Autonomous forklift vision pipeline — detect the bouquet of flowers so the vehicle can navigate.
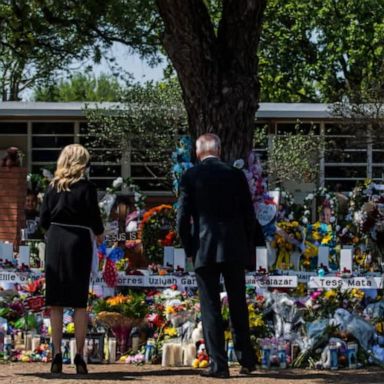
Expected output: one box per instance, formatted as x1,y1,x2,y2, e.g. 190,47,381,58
352,181,384,268
140,205,177,264
272,221,304,270
93,292,148,354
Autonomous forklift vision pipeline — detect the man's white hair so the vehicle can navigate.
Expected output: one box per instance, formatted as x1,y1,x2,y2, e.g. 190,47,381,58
196,133,221,155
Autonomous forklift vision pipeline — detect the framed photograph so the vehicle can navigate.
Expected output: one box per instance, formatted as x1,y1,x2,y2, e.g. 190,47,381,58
85,333,105,363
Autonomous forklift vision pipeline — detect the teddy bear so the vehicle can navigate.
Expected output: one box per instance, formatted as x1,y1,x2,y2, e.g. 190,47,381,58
1,147,20,168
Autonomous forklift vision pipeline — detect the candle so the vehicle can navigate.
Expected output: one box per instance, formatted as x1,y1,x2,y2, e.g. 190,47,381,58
108,338,117,363
162,343,172,367
183,343,196,366
70,339,77,365
24,333,32,351
31,336,40,352
173,344,183,367
131,335,140,353
38,242,46,269
15,331,23,347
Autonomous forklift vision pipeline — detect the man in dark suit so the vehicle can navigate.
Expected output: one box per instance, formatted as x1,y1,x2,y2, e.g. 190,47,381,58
177,133,264,378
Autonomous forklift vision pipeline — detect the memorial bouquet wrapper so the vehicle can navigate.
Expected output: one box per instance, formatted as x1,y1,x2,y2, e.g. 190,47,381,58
93,292,148,353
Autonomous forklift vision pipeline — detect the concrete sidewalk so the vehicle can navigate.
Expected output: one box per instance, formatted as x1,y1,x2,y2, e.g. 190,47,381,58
0,363,382,384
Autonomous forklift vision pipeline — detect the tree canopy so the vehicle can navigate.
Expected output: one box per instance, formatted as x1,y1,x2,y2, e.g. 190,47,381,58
259,0,384,102
33,73,125,102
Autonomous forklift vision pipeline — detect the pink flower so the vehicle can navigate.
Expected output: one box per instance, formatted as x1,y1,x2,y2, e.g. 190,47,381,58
310,290,322,301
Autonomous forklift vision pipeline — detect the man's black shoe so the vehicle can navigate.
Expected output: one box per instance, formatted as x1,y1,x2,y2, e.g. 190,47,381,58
239,366,256,375
200,369,230,379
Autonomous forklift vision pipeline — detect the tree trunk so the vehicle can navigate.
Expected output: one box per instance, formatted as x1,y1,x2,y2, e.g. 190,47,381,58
156,0,267,162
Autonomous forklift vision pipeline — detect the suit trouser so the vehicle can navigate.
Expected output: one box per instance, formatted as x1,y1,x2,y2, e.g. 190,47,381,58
195,263,256,372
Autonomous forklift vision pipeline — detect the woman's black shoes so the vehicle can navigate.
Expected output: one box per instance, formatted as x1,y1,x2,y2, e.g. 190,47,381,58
74,353,88,375
50,353,63,374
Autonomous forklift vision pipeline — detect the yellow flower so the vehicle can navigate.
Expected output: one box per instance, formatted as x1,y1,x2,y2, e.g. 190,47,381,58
224,330,232,341
303,243,318,258
165,306,176,315
106,294,130,306
249,313,264,328
350,288,364,301
164,327,178,337
313,222,321,229
312,232,322,241
321,233,333,245
324,290,337,300
66,322,75,334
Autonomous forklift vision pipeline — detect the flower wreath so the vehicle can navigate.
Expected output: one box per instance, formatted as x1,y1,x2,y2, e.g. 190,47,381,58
302,187,339,225
139,205,177,264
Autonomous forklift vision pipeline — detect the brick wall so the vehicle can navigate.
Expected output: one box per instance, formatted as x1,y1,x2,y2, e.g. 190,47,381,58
0,167,27,247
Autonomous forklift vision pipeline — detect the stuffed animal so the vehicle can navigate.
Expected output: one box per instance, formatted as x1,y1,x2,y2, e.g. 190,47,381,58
1,147,20,168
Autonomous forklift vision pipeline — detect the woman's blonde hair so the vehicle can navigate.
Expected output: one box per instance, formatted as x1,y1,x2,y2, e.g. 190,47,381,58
51,144,90,192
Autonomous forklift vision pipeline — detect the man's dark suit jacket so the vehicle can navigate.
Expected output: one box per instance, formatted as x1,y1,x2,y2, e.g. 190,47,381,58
176,157,264,270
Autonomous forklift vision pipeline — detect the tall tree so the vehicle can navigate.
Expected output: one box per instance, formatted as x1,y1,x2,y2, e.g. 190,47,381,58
156,0,267,161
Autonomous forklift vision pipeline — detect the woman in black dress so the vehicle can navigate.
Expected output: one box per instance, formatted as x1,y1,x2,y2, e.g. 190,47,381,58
40,144,104,374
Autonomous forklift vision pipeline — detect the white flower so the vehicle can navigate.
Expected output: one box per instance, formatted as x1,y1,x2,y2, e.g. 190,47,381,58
27,174,31,182
112,177,123,189
42,169,53,180
126,221,137,233
161,289,181,299
288,213,294,220
354,212,363,223
307,193,314,200
233,159,244,169
304,210,310,216
329,216,336,223
134,192,141,202
302,217,308,224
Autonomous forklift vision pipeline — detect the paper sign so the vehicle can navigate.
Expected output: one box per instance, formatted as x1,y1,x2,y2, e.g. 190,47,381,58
173,248,186,272
163,246,174,267
318,246,329,268
340,248,353,274
256,247,268,273
256,203,277,226
309,276,383,290
245,275,298,288
18,246,30,266
269,190,280,206
0,242,13,261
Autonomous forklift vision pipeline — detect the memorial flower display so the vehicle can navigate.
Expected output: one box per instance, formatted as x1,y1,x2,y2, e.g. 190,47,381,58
3,169,384,369
140,205,177,264
272,221,304,270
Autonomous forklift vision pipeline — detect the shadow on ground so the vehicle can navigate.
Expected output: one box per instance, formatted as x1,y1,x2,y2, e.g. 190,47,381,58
18,367,384,383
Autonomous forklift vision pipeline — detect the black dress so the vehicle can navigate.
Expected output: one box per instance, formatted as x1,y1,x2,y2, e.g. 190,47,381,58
40,180,104,308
